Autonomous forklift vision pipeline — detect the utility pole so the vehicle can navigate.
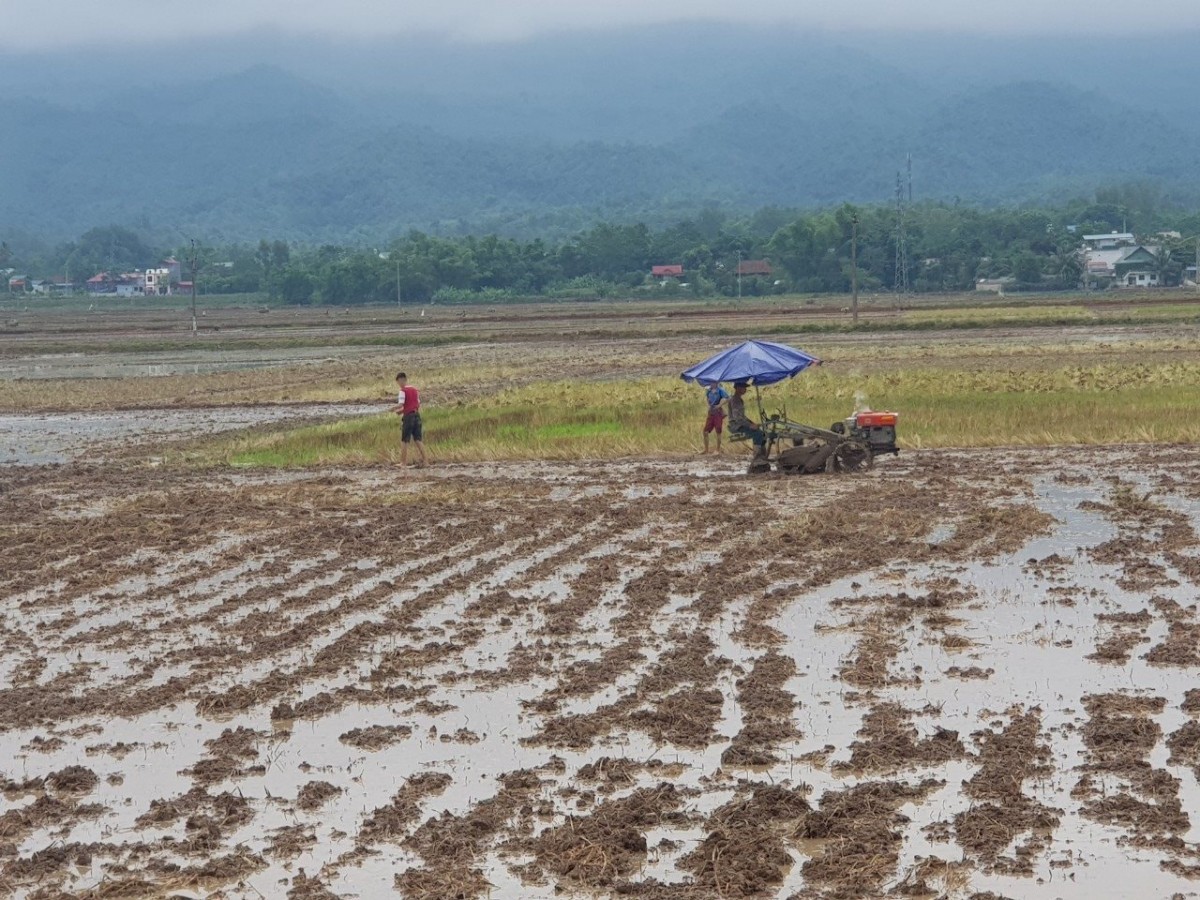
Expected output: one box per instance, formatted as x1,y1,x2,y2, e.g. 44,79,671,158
907,153,913,204
736,250,742,300
396,259,402,306
188,239,199,335
893,172,908,310
851,213,859,325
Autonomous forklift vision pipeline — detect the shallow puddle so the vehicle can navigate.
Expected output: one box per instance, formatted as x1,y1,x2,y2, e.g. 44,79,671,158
0,404,375,465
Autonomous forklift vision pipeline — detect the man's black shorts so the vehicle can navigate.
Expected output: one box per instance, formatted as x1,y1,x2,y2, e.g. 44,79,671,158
401,412,423,443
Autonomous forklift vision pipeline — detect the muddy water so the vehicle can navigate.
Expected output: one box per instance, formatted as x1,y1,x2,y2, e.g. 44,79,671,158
0,404,377,465
6,449,1200,898
863,478,1199,899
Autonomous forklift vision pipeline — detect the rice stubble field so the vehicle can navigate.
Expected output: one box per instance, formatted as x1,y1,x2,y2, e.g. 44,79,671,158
4,299,1200,899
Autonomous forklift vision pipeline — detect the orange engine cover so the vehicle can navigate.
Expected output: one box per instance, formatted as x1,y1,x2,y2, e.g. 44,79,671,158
855,411,898,428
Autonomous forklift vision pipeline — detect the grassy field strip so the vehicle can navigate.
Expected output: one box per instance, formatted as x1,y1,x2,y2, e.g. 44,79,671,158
195,363,1200,466
901,301,1200,326
4,298,1200,356
5,334,1200,414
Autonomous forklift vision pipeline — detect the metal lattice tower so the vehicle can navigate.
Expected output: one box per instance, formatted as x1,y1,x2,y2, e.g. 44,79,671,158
893,171,909,305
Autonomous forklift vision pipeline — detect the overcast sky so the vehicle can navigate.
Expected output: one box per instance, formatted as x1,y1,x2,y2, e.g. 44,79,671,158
4,0,1200,48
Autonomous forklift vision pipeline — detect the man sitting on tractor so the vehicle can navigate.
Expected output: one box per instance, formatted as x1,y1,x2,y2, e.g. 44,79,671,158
728,382,768,459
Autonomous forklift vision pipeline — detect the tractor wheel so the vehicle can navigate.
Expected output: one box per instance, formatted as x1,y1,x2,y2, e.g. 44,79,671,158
826,440,872,474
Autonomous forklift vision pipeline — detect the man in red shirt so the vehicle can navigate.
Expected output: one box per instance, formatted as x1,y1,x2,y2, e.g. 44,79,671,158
393,372,428,469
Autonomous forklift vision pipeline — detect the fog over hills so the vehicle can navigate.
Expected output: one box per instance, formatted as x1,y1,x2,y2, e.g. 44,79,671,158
2,23,1198,243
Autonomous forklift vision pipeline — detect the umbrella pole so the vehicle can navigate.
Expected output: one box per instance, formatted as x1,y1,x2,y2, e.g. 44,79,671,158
754,383,774,458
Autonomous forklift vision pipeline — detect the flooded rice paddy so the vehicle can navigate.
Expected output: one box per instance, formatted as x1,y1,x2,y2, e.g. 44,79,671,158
4,445,1200,898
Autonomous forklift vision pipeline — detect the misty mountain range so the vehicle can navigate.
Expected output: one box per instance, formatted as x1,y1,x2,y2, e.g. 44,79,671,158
2,24,1199,243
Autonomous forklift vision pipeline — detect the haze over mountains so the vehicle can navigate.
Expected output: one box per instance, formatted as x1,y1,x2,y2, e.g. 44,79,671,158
2,24,1198,244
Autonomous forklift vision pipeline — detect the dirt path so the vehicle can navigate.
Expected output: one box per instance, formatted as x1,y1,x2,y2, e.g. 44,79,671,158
3,448,1200,898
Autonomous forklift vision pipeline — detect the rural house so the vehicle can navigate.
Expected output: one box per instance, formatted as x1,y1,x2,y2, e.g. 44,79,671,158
651,264,684,281
1112,245,1161,287
736,259,773,277
87,273,117,294
1081,232,1135,251
975,276,1015,293
87,272,148,296
115,274,143,297
144,267,173,296
1083,243,1163,287
31,276,75,295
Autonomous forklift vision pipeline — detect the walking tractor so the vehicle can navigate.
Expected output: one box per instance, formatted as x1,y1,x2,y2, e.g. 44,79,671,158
756,406,900,475
681,338,900,476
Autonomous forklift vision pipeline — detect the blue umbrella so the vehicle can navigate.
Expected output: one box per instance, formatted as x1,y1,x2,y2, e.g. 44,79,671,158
680,339,820,386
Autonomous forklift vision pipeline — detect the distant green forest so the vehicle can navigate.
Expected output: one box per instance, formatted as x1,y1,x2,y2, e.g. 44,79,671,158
7,190,1199,303
3,26,1200,245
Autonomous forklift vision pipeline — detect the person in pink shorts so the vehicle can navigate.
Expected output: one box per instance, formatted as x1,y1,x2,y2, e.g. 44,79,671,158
702,381,728,454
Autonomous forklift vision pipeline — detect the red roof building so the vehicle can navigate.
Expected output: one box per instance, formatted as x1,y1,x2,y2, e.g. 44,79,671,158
651,264,685,279
87,273,116,293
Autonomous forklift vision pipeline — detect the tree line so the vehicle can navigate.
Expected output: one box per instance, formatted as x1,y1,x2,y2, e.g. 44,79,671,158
7,191,1200,303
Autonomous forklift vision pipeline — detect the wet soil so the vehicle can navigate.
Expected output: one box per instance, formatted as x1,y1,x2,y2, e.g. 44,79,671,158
5,445,1200,897
0,404,374,465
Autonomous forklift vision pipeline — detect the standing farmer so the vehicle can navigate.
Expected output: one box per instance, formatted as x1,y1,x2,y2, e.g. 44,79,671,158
394,372,428,468
702,381,728,454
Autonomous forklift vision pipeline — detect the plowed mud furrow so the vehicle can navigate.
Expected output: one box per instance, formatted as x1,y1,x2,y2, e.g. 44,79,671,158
5,448,1200,899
